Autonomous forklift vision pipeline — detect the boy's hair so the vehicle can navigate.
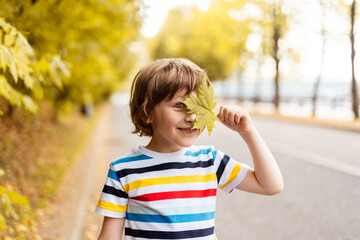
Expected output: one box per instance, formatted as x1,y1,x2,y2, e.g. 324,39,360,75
129,58,209,137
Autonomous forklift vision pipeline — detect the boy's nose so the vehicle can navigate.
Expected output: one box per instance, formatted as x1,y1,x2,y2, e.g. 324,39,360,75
185,113,196,123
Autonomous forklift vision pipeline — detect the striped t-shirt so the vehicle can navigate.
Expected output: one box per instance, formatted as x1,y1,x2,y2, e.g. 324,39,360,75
95,145,249,240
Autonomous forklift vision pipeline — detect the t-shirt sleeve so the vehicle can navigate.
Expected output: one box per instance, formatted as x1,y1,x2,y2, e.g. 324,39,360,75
212,147,250,194
95,163,128,218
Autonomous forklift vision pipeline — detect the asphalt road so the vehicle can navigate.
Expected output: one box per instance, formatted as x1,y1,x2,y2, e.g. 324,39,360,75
86,102,360,240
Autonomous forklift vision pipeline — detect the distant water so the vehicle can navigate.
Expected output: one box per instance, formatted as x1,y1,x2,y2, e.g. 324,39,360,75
213,81,358,121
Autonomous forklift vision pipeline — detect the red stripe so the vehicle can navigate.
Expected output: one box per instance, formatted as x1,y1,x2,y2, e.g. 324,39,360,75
133,188,217,202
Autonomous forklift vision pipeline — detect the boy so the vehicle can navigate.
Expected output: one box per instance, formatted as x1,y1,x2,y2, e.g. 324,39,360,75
96,58,283,240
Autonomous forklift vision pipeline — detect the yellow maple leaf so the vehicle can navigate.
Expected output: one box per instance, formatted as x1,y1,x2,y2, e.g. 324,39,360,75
182,80,219,135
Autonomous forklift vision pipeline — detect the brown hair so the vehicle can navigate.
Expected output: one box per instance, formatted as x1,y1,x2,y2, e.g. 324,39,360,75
129,58,209,137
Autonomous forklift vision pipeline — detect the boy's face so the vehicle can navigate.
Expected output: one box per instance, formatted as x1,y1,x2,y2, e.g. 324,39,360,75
147,89,201,153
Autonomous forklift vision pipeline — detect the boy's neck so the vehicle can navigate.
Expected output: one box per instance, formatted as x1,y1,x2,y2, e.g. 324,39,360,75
145,140,184,153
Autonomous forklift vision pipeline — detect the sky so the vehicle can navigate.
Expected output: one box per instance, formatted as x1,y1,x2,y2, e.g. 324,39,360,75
141,0,212,38
140,0,359,83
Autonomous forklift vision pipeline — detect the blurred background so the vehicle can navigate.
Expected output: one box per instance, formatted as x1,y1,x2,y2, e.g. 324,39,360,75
0,0,360,239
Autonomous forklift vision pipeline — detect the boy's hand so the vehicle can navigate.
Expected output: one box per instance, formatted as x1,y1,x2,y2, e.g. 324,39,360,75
217,105,254,135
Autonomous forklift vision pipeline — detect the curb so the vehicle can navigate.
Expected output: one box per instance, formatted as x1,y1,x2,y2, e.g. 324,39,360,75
251,111,360,133
70,104,110,240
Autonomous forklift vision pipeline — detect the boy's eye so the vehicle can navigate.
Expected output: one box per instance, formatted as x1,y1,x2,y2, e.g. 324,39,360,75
174,103,186,109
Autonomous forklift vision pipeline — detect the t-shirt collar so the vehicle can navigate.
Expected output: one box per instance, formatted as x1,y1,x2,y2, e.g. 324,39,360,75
137,146,188,159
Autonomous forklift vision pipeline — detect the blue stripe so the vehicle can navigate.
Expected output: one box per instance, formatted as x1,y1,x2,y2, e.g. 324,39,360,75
185,148,212,157
112,154,153,165
212,150,218,163
108,169,119,181
126,212,215,223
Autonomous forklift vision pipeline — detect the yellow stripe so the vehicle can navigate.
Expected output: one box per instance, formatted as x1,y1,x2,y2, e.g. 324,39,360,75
124,174,217,192
220,163,241,190
97,200,127,213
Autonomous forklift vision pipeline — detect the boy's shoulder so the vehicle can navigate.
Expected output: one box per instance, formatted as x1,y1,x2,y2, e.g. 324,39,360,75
110,147,148,167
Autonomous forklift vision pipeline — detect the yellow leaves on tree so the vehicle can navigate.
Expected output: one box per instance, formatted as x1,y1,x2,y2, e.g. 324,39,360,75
0,18,70,115
182,80,219,135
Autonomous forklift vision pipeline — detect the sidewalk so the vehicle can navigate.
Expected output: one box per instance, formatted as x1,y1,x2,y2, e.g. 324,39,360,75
37,104,110,240
221,99,360,133
252,111,360,133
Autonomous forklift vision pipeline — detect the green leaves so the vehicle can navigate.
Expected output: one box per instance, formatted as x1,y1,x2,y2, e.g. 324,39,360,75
182,80,219,135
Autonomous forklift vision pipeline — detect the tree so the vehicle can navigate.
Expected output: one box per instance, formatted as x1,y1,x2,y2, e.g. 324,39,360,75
312,0,330,117
349,0,359,119
225,0,293,108
0,18,69,116
334,0,359,120
0,0,142,117
259,0,291,110
148,0,251,81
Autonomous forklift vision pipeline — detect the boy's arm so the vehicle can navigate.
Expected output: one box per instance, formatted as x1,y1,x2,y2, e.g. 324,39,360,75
217,105,284,195
98,216,125,240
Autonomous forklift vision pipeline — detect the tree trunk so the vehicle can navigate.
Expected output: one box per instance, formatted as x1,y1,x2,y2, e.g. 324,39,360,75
273,24,280,111
312,0,327,117
350,0,359,120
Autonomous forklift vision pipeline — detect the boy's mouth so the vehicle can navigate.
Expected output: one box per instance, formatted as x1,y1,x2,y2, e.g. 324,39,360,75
177,127,197,133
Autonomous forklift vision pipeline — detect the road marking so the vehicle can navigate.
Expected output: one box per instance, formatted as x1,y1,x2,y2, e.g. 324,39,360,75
268,140,360,178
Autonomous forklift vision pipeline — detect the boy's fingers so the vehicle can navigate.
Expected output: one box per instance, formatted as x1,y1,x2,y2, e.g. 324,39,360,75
218,106,224,118
218,105,252,130
217,107,223,121
221,105,231,118
228,111,236,126
234,112,242,125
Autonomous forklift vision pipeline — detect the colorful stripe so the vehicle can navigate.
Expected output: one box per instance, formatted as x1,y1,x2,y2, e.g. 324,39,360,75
126,211,215,223
96,200,126,213
220,163,241,190
212,150,218,163
125,226,214,239
102,185,128,199
108,169,119,181
117,159,213,178
112,154,153,165
124,174,217,192
185,148,212,157
133,189,217,202
216,154,230,182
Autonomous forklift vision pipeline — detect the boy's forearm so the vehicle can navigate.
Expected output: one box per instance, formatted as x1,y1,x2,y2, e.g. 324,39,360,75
240,128,284,194
98,217,124,240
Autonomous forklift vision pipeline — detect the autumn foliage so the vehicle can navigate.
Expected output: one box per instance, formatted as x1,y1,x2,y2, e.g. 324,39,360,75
0,0,143,238
0,0,142,117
